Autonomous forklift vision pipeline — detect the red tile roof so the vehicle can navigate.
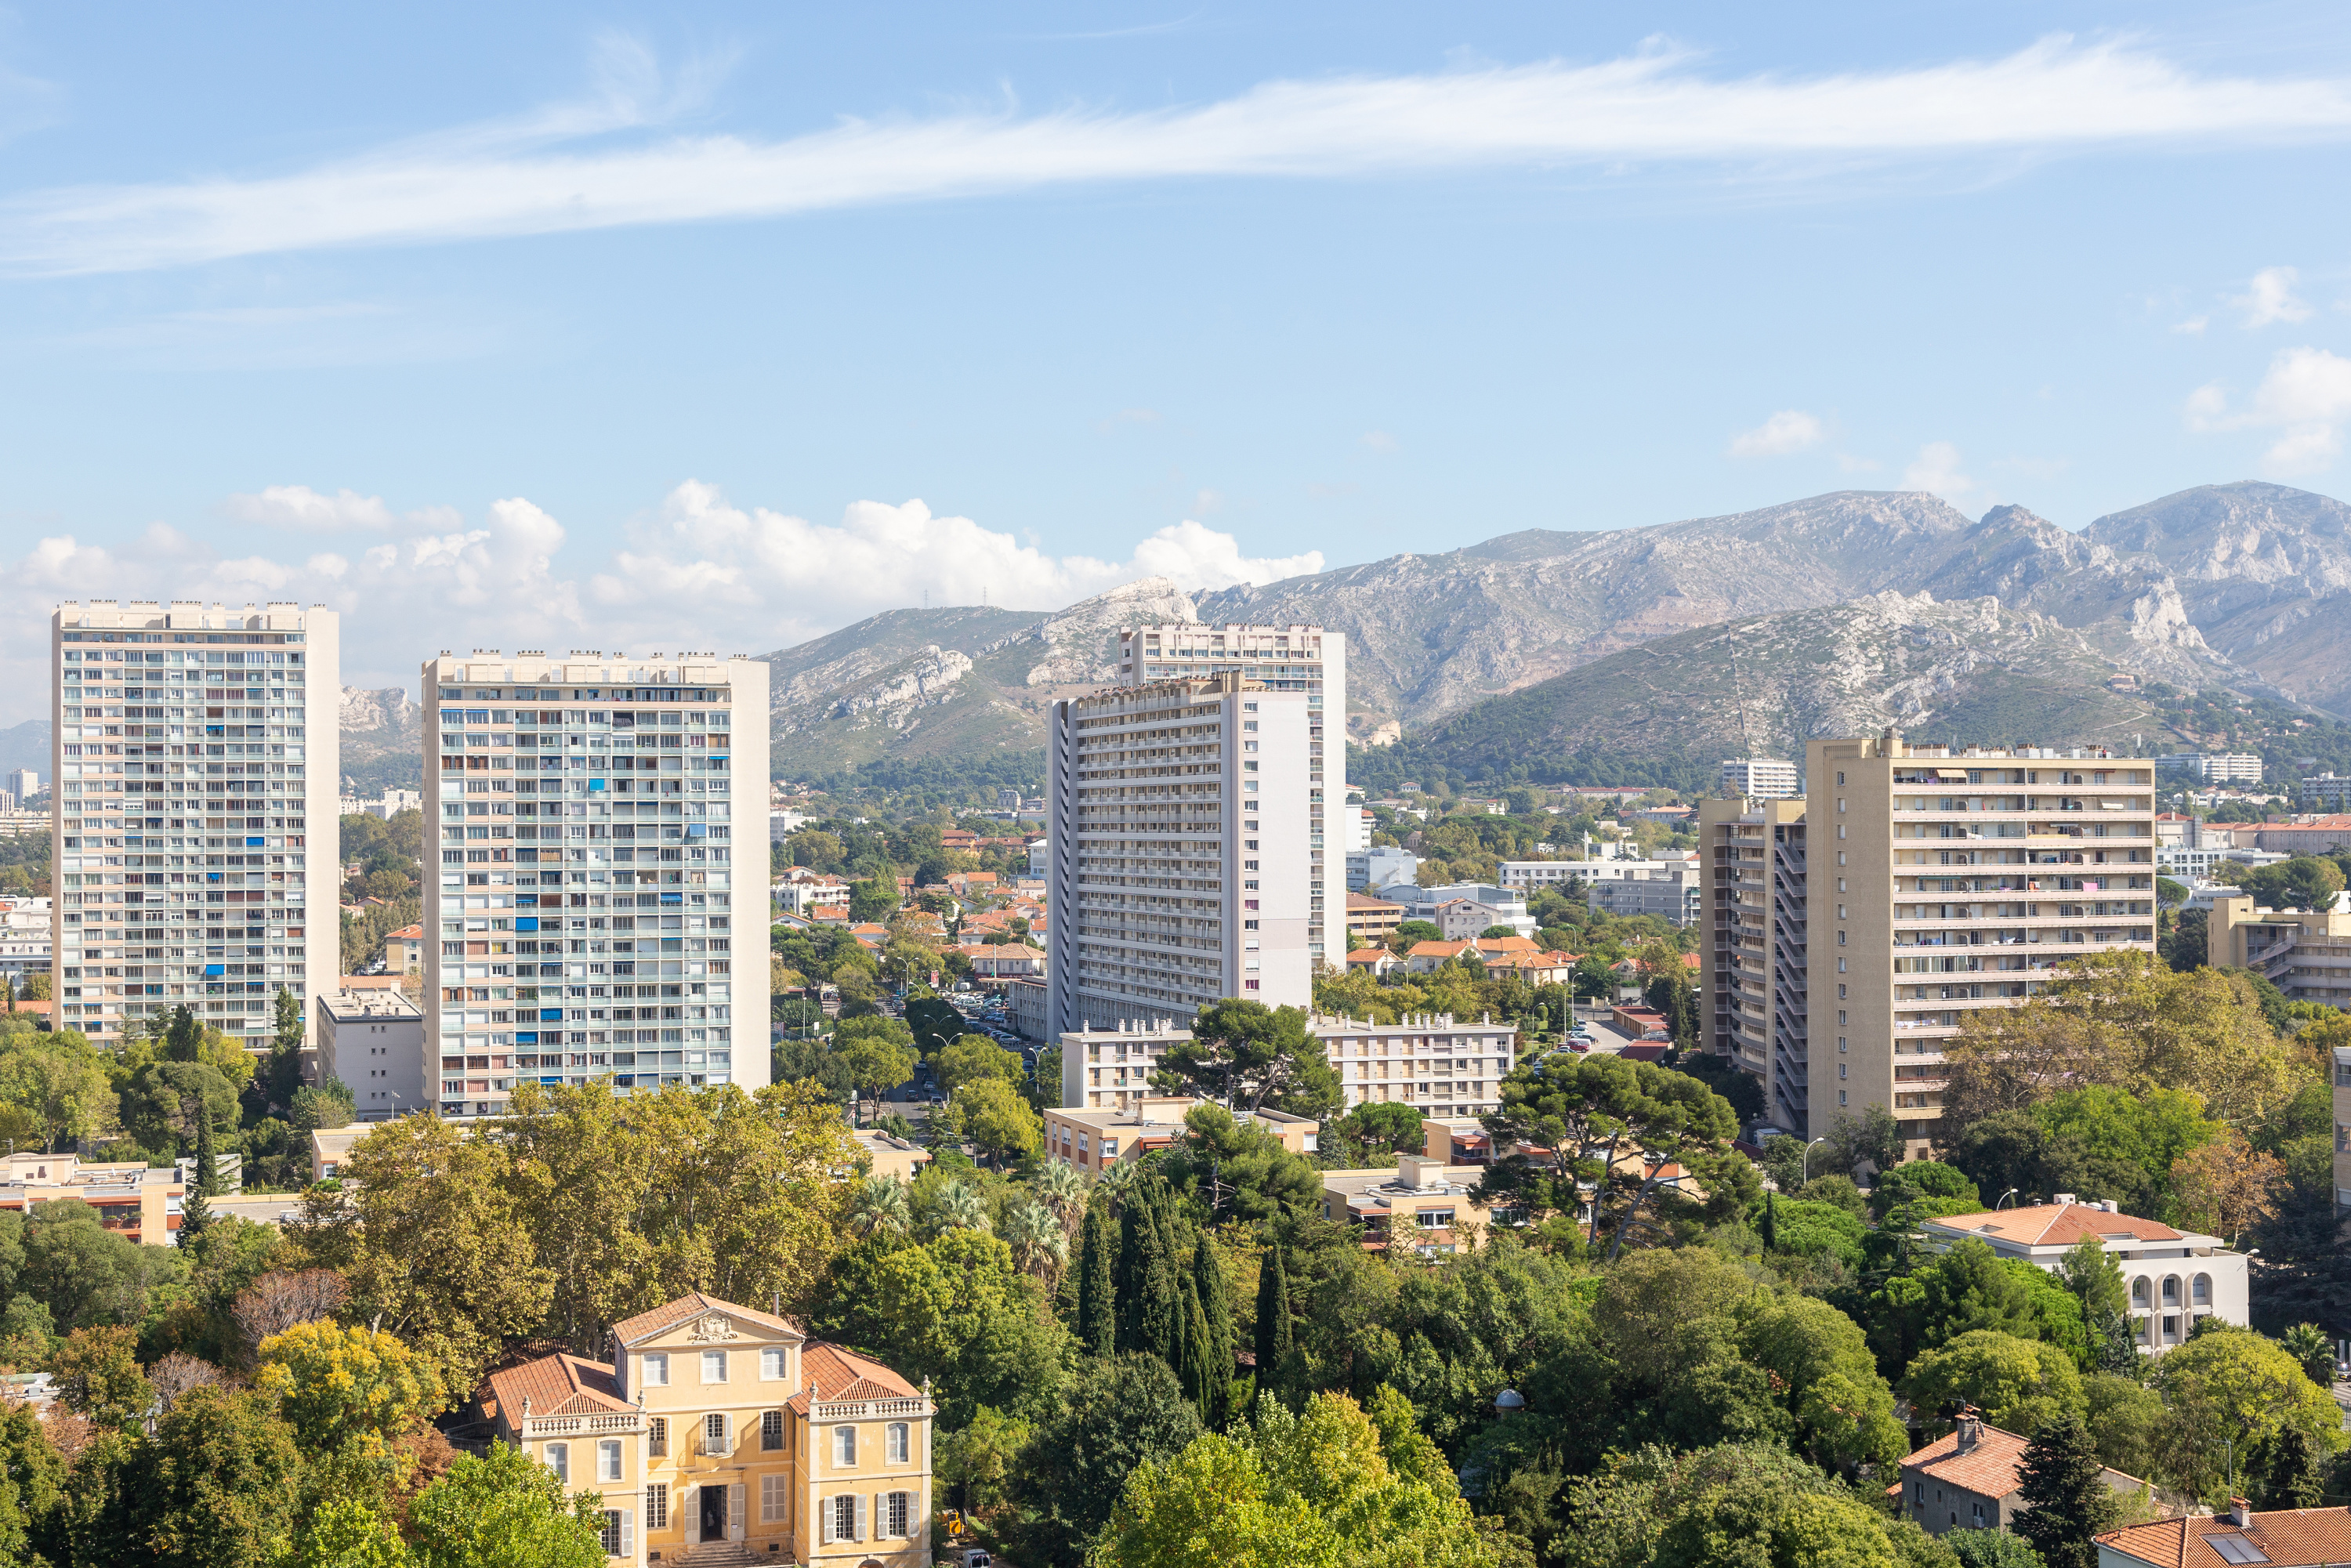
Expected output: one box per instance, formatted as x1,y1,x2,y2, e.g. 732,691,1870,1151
792,1342,922,1408
609,1291,803,1346
2100,1508,2351,1567
483,1353,631,1425
1900,1423,2033,1498
1925,1200,2183,1247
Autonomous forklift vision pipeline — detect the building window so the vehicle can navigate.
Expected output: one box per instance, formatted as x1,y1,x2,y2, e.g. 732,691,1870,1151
545,1443,568,1483
701,1349,727,1382
886,1490,911,1537
763,1409,784,1451
641,1352,668,1385
648,1417,667,1458
600,1512,622,1555
831,1495,857,1541
835,1425,857,1467
761,1346,787,1381
887,1421,910,1464
598,1439,622,1482
703,1412,730,1454
645,1484,668,1531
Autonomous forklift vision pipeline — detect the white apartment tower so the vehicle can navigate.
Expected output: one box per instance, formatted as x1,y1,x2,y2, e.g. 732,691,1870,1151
422,651,769,1118
1118,623,1344,968
1701,732,2157,1159
50,601,339,1050
1046,672,1316,1050
1721,758,1801,799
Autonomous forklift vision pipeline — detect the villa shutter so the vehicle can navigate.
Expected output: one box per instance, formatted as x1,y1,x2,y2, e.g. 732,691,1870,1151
729,1483,744,1540
818,1496,832,1544
621,1510,634,1559
855,1492,868,1541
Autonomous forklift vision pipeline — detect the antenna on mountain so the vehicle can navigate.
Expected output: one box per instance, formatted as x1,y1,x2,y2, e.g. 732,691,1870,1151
1728,621,1755,769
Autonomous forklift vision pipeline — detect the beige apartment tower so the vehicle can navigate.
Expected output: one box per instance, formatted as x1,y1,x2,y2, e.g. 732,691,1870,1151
1704,732,2157,1159
50,601,339,1051
422,652,768,1118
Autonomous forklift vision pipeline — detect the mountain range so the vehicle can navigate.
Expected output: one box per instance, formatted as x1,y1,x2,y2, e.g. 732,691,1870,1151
758,480,2351,786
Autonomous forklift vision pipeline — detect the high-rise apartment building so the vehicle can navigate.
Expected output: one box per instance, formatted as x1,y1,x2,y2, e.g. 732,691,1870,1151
1703,732,2158,1158
1046,672,1315,1049
1720,758,1800,799
50,601,339,1049
422,651,768,1118
1118,624,1343,969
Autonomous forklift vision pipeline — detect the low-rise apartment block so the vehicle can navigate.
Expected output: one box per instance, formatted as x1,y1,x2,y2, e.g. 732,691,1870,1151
2157,751,2263,784
1042,1094,1316,1174
1344,891,1404,944
0,1153,190,1245
315,987,426,1123
1584,859,1701,925
1058,1011,1512,1120
0,896,50,987
1319,1153,1494,1256
484,1291,933,1566
1704,735,2157,1155
1721,758,1800,798
1383,882,1535,939
2210,895,2351,1007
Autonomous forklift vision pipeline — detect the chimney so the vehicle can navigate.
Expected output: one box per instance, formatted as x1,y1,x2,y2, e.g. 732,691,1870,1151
2229,1498,2252,1528
2053,1193,2076,1207
1956,1407,1981,1452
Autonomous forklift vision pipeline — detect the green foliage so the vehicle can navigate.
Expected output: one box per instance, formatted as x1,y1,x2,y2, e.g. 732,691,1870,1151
938,1077,1041,1167
1163,1104,1325,1224
813,1227,1068,1426
1164,1001,1343,1120
1549,1440,1934,1568
1665,1052,1762,1125
407,1441,609,1568
53,1324,154,1429
288,1080,357,1133
1320,1102,1427,1168
136,1386,306,1568
1748,1197,1863,1269
2015,1414,2122,1568
255,1320,444,1453
22,1200,185,1331
2237,855,2346,912
1904,1331,2085,1436
1946,1530,2046,1568
1005,1353,1204,1568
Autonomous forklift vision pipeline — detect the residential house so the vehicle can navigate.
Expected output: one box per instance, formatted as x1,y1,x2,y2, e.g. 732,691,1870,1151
483,1291,934,1566
1383,882,1537,938
382,923,426,973
311,1127,365,1182
2208,894,2351,1009
962,945,1044,983
1346,947,1398,976
2098,1502,2351,1568
853,1129,932,1183
773,875,854,918
1319,1154,1494,1256
1402,939,1479,973
1896,1410,2144,1536
1042,1095,1317,1174
1480,950,1579,985
0,1153,187,1245
1919,1199,2247,1353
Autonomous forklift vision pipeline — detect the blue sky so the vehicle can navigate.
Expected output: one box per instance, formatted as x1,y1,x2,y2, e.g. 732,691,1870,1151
5,2,2351,705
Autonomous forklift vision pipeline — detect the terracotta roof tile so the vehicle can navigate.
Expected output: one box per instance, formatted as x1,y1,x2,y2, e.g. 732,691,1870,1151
2100,1508,2351,1567
608,1291,804,1346
800,1342,921,1403
483,1353,630,1426
1900,1423,2034,1497
1925,1200,2183,1247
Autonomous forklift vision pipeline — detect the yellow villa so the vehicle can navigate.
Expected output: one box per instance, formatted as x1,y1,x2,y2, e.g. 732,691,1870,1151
483,1291,933,1566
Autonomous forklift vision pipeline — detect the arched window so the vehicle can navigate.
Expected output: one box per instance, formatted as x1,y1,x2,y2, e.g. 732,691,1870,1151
2131,1277,2150,1307
2191,1273,2212,1305
2160,1276,2179,1305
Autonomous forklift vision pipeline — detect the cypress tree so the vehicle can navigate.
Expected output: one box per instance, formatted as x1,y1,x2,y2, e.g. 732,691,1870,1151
1760,1190,1779,1253
1176,1273,1215,1413
2263,1423,2327,1510
1138,1184,1179,1365
180,1092,216,1244
1192,1237,1233,1425
1077,1205,1116,1358
1252,1243,1291,1407
2015,1414,2121,1568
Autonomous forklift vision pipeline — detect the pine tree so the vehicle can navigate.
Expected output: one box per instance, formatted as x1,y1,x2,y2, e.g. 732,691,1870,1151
1192,1237,1233,1425
2015,1414,2121,1568
1077,1205,1116,1358
1761,1190,1779,1252
1252,1243,1291,1410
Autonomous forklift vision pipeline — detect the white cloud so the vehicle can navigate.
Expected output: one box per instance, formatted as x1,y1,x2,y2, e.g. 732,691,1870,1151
1903,441,1976,501
1727,409,1824,457
2172,315,2208,335
2182,346,2351,473
2233,265,2313,328
0,481,1318,717
1835,453,1882,473
11,38,2351,273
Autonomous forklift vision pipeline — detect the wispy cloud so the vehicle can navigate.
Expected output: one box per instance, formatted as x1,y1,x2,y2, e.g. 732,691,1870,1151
2186,346,2351,473
9,37,2351,274
2232,264,2313,328
1904,441,1977,502
1727,409,1824,457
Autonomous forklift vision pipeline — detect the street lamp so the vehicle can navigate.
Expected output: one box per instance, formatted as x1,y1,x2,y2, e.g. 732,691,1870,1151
1997,1187,2019,1210
1800,1136,1827,1182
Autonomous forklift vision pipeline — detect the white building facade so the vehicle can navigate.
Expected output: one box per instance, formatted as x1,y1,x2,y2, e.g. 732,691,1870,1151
1046,673,1316,1036
1922,1200,2248,1353
51,601,338,1049
1117,624,1344,970
1721,758,1801,798
422,652,769,1118
1059,1011,1512,1119
315,987,426,1122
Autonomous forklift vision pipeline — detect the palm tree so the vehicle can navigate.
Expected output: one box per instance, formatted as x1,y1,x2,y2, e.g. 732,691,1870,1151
2280,1321,2337,1388
846,1175,911,1240
1004,1199,1069,1281
1031,1158,1089,1236
936,1179,994,1236
1096,1158,1140,1204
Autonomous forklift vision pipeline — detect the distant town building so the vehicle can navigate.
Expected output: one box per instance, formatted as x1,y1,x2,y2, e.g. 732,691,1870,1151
1043,1092,1317,1173
1584,860,1701,925
1721,758,1801,798
1382,882,1535,939
2208,894,2351,1008
315,987,426,1122
1057,1012,1511,1119
1346,845,1418,893
4,770,36,802
1319,1154,1495,1257
2156,751,2263,784
1343,891,1404,944
1497,860,1587,893
1921,1197,2247,1352
0,897,51,987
